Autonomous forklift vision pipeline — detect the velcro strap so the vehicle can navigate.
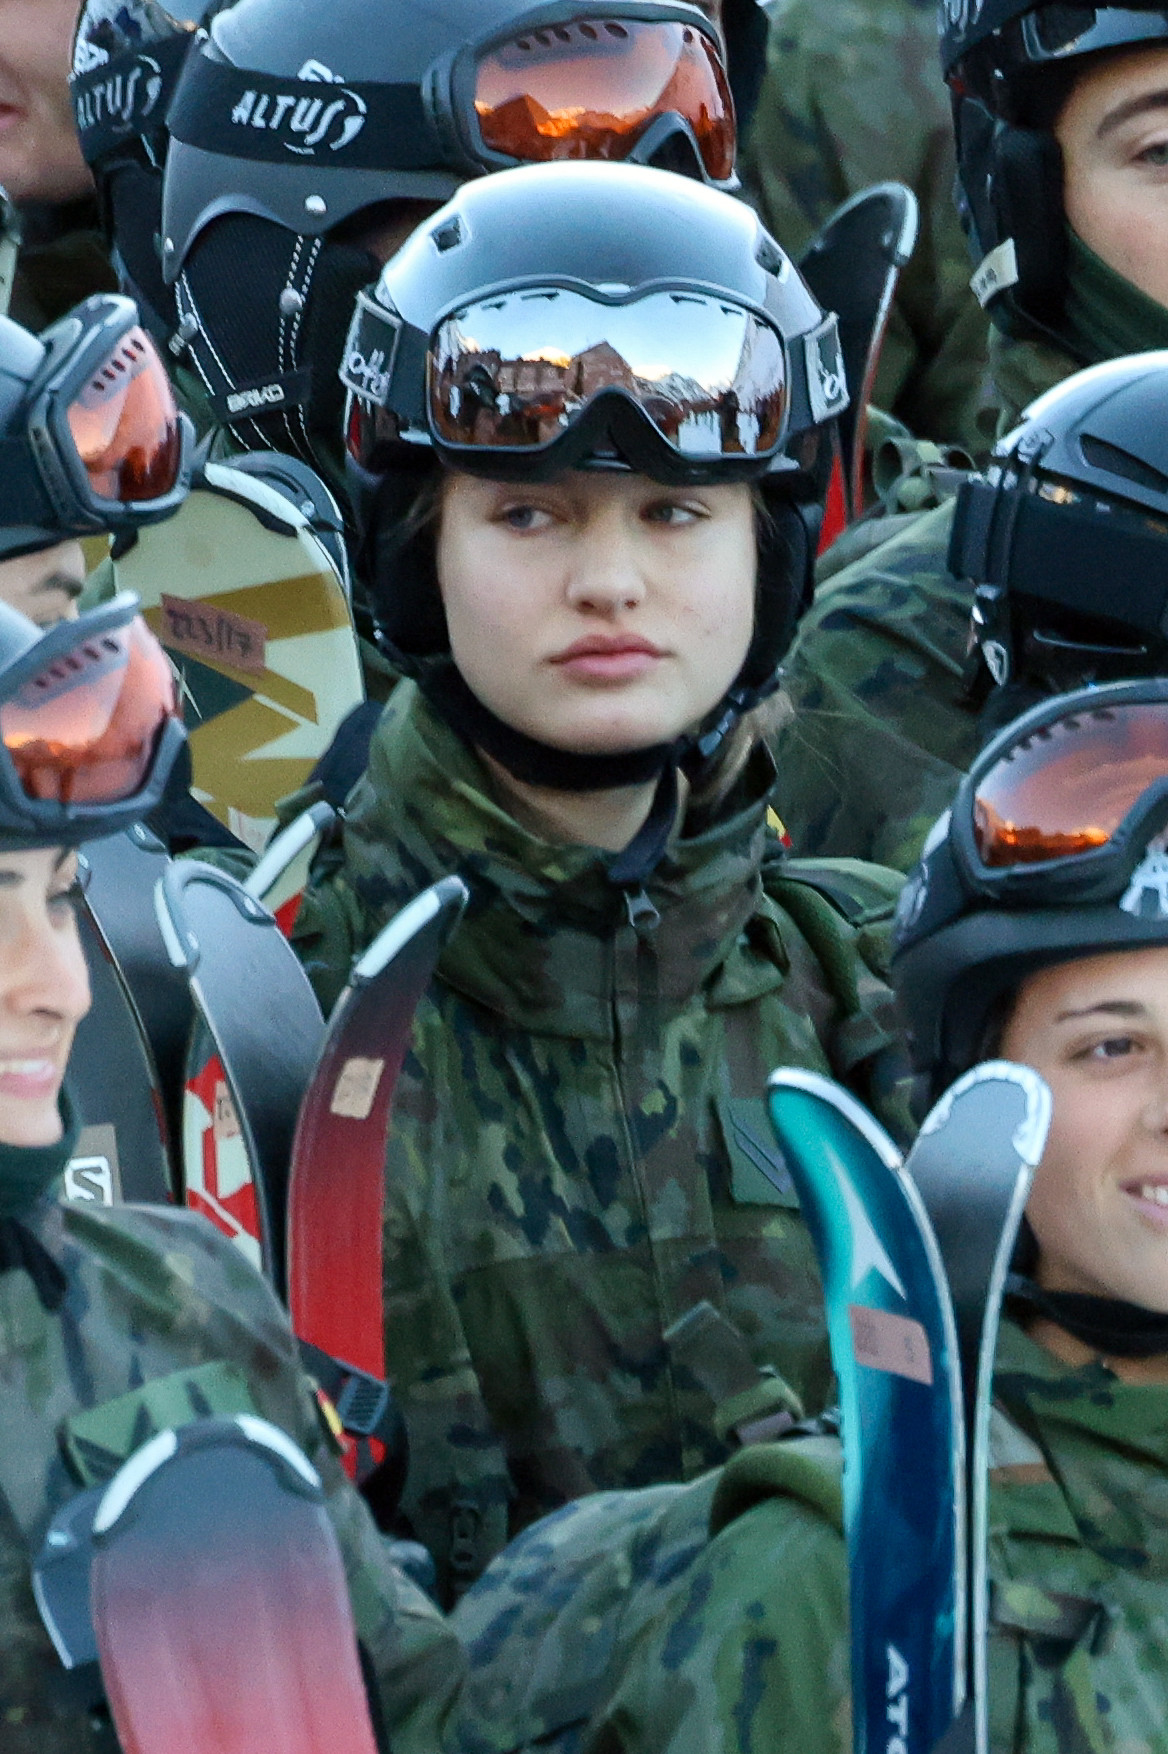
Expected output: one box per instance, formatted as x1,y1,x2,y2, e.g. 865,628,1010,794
168,57,445,171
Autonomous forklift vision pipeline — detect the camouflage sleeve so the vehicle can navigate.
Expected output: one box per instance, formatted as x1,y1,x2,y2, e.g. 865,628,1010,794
740,0,993,453
773,501,979,870
588,1442,852,1754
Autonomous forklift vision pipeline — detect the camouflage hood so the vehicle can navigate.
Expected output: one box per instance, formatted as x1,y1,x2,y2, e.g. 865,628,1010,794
340,683,781,1038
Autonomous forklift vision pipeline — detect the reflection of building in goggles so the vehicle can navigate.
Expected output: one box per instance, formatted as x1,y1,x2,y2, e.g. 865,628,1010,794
429,285,787,459
472,19,734,180
66,324,184,505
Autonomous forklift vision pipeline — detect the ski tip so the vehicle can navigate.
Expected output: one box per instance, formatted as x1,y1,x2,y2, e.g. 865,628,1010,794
351,875,469,985
93,1418,324,1540
767,1066,904,1171
919,1060,1052,1169
244,801,338,903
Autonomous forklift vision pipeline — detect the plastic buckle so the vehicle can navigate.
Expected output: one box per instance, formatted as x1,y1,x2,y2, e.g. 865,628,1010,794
332,1364,391,1440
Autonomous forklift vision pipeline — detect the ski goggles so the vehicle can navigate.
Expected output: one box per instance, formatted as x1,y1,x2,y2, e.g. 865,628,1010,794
0,593,183,839
950,680,1168,903
343,281,841,483
0,294,191,548
433,8,735,184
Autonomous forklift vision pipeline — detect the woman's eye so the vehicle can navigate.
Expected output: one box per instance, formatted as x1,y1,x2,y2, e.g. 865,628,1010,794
643,499,703,525
1137,140,1168,167
48,881,83,919
1085,1036,1138,1062
498,503,553,532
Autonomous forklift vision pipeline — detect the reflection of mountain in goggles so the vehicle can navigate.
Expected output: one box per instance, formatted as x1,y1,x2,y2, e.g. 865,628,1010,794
427,285,787,461
469,19,734,180
959,692,1168,891
0,602,179,812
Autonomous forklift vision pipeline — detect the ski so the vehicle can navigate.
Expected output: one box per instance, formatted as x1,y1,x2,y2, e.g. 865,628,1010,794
798,182,919,518
155,861,324,1288
286,877,467,1511
243,799,337,933
87,1416,380,1753
766,1062,1049,1754
902,1062,1050,1754
78,825,195,1180
767,1069,961,1754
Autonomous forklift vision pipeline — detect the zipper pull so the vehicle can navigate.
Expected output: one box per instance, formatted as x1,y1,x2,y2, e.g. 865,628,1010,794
624,886,660,933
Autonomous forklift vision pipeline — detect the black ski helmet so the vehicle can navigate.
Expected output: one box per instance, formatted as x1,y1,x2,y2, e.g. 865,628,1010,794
951,351,1168,702
892,676,1168,1095
69,1,234,342
339,160,846,805
941,1,1168,346
158,0,736,478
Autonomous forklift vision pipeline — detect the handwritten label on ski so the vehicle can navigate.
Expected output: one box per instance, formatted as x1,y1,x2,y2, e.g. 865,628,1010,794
849,1304,933,1384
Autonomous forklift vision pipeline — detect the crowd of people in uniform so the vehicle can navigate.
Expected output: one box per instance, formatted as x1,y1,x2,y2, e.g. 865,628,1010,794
3,0,1168,1749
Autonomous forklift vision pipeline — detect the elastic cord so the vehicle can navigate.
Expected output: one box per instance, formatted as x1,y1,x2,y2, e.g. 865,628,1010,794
1006,1272,1168,1359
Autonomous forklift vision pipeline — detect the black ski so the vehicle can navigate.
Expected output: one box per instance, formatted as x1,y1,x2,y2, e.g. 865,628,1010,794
798,182,919,517
155,862,324,1290
766,1061,1048,1754
75,1416,380,1752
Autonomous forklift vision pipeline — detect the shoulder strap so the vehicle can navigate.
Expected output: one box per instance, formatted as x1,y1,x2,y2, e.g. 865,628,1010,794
771,856,904,927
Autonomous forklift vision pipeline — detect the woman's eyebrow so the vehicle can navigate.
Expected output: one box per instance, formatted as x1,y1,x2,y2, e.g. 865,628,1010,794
1096,89,1168,139
1054,999,1147,1021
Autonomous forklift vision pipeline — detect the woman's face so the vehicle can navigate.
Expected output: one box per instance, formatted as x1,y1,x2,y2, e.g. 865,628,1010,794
1057,43,1168,309
435,470,757,755
0,846,89,1147
1001,944,1168,1308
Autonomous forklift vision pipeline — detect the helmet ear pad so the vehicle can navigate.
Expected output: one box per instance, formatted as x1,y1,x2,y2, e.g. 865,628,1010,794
361,464,450,663
741,490,814,692
177,212,378,483
103,158,175,339
953,92,1067,340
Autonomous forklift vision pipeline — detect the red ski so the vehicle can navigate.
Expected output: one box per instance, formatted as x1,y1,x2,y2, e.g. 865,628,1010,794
89,1416,381,1753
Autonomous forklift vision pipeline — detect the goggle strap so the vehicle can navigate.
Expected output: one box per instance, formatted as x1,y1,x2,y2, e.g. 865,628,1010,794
0,435,69,536
167,56,446,173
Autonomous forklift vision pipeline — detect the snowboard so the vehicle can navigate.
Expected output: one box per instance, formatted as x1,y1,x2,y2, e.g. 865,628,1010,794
767,1062,1048,1754
84,1416,380,1753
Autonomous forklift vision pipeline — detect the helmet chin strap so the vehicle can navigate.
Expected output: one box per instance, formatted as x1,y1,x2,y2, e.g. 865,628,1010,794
417,660,751,894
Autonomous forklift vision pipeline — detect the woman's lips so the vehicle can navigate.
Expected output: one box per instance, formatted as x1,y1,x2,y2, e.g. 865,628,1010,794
1123,1180,1168,1229
0,1057,60,1100
549,636,664,683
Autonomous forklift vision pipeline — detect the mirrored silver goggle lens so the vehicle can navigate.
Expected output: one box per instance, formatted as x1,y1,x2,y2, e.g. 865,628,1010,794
428,286,787,458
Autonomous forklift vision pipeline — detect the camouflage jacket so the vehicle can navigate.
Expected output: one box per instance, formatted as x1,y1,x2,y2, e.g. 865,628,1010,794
583,1319,1168,1754
741,0,993,454
292,682,912,1599
0,1140,462,1753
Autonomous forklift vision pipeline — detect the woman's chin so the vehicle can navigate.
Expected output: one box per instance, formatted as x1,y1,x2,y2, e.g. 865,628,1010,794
0,1094,63,1149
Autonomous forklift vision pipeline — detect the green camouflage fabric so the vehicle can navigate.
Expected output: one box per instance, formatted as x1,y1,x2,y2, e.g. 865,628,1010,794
570,1318,1168,1754
292,680,913,1600
0,1158,463,1753
740,0,994,454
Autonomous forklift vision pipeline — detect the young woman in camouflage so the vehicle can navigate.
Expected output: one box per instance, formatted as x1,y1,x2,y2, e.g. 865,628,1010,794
292,159,914,1603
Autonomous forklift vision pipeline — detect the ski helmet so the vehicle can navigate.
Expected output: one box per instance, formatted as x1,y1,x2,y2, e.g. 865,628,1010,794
339,160,846,800
158,0,736,478
953,350,1168,703
892,676,1168,1094
941,1,1168,346
0,591,184,850
69,1,234,341
0,293,192,561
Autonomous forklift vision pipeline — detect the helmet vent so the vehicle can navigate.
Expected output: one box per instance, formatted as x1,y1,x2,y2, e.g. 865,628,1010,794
1079,433,1168,498
432,218,463,254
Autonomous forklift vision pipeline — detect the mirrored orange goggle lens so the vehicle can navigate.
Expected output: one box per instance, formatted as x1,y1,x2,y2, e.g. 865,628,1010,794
973,702,1168,866
1,619,178,805
66,326,183,503
475,19,735,180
